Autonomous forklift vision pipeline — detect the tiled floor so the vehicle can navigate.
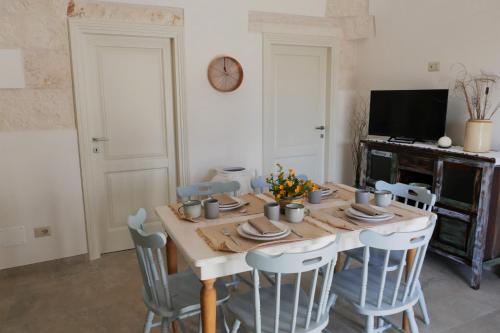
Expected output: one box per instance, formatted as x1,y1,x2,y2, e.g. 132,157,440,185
1,250,499,333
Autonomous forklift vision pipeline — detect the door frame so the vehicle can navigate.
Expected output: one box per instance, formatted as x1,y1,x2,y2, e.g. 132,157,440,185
69,19,189,260
262,33,340,182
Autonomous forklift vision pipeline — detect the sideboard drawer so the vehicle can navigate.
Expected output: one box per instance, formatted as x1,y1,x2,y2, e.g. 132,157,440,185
398,154,435,173
432,209,474,259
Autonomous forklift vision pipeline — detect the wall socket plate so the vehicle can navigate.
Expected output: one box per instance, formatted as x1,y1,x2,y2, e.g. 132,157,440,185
428,61,440,72
34,226,51,238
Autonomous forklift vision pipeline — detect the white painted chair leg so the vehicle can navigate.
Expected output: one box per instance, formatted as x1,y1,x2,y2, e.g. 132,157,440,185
231,319,241,333
326,293,338,311
417,282,430,325
198,314,203,333
366,315,375,333
161,318,170,333
144,310,154,333
405,308,419,333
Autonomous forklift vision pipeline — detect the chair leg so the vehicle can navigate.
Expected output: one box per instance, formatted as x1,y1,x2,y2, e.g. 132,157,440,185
342,256,353,271
198,314,203,333
365,315,375,333
417,282,430,325
405,307,419,333
161,318,170,333
144,310,154,333
326,293,337,311
231,319,241,333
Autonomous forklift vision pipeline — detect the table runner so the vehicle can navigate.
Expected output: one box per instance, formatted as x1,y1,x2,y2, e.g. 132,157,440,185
170,193,266,222
196,219,332,253
309,203,424,231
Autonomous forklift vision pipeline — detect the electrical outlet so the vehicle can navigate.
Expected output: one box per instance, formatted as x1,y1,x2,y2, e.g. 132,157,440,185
34,226,51,238
428,62,440,72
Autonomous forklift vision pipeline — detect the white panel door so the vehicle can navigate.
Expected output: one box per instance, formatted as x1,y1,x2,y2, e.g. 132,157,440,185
78,34,177,253
263,44,328,183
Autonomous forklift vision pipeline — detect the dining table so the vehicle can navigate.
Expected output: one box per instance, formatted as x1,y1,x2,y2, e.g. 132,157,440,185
155,183,433,333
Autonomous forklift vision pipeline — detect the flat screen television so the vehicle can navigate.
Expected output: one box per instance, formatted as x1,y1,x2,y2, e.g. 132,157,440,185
368,89,448,142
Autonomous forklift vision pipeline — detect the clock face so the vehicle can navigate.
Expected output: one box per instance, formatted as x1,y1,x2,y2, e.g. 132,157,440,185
207,56,243,92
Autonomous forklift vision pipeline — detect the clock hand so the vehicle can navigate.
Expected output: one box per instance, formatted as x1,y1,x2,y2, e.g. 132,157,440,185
223,57,227,73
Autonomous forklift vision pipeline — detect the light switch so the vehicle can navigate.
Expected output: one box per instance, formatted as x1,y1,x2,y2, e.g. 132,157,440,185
0,49,25,88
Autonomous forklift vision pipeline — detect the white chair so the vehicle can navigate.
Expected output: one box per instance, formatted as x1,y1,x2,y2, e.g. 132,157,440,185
342,181,436,325
226,238,340,333
330,216,437,333
128,209,230,333
176,181,240,202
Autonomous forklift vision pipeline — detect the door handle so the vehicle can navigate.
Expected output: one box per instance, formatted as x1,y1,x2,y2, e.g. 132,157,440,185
315,126,326,130
92,137,109,142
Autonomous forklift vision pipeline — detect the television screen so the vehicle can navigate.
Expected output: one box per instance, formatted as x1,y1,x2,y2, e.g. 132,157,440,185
368,89,448,141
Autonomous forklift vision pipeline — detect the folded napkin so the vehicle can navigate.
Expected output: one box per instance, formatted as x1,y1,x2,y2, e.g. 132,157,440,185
211,194,238,206
351,203,385,216
248,216,282,235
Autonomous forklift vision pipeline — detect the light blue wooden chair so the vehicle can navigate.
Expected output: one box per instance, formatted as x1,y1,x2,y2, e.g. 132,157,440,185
128,209,230,333
342,181,437,325
251,176,268,194
226,238,340,333
330,216,436,333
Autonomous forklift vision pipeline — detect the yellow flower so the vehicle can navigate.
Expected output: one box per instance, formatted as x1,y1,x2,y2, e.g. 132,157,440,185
295,185,302,193
275,194,281,200
286,180,293,187
279,184,284,190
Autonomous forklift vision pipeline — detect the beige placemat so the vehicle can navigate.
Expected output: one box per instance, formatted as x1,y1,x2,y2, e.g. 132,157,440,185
309,203,423,231
169,193,266,223
196,219,333,253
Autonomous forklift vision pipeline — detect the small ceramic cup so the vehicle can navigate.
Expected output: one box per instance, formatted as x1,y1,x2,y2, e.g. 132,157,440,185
308,190,322,204
204,199,220,219
264,202,280,221
285,203,305,223
355,189,370,204
374,190,392,207
178,200,202,219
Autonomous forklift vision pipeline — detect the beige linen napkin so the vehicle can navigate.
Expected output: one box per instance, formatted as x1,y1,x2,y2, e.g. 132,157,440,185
351,203,385,216
211,193,238,206
248,216,282,234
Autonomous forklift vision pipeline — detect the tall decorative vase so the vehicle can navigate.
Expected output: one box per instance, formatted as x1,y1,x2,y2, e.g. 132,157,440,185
463,120,492,153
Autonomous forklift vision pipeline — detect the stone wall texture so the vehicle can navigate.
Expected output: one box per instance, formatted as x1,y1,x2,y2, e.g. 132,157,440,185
0,0,183,131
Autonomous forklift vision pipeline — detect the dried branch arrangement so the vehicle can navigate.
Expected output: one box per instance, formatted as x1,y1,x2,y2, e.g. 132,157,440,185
453,64,500,120
351,96,369,187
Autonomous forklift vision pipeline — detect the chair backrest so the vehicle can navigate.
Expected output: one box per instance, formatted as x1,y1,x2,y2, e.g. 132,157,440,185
251,176,267,194
375,181,437,211
357,215,436,310
128,209,172,313
246,238,340,333
176,180,240,201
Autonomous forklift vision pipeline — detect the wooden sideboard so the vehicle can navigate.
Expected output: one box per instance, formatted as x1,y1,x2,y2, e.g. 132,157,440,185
359,138,500,289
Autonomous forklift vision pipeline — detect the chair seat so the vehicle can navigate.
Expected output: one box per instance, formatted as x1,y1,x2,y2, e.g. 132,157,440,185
227,284,329,333
345,248,404,271
144,270,230,318
332,267,419,316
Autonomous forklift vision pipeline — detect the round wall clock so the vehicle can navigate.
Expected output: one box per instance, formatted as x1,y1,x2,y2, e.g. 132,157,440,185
207,56,244,92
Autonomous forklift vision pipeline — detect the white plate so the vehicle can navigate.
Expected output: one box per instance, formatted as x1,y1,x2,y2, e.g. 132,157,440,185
345,209,394,222
321,188,334,197
348,205,393,219
241,220,288,238
237,221,291,241
203,197,246,211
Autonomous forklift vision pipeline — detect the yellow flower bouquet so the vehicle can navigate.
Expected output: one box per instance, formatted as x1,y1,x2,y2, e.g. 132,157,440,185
265,163,317,206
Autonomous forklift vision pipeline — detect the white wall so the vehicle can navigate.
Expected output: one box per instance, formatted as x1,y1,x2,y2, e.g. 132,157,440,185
0,130,87,269
356,0,500,149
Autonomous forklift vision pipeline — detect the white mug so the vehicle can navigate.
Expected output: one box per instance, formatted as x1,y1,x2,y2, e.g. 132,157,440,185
178,200,202,219
374,190,392,207
285,203,305,223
